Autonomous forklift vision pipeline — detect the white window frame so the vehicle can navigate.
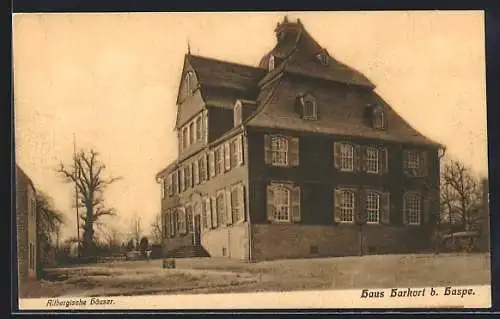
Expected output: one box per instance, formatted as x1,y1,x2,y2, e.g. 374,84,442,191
366,192,380,224
366,147,379,174
340,143,354,172
195,116,202,142
271,185,291,223
215,147,223,175
302,98,317,120
230,138,238,168
407,150,420,170
404,193,422,225
234,102,242,126
271,136,288,167
340,190,355,223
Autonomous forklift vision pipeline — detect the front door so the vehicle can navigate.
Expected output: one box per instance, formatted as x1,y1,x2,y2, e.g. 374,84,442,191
193,215,201,246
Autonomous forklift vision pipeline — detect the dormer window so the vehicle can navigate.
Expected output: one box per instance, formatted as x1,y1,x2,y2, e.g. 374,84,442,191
316,53,329,65
185,72,193,93
234,101,242,126
299,94,318,120
268,55,275,71
373,108,386,130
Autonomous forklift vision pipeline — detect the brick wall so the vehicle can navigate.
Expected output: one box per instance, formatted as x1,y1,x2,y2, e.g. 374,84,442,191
201,222,249,259
251,223,422,261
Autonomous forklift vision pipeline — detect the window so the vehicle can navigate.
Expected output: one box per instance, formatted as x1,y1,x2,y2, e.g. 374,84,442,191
407,151,420,170
340,143,354,171
271,136,288,166
224,143,231,172
303,100,317,120
168,209,176,237
271,186,290,222
317,53,329,65
186,205,193,233
163,212,168,238
234,102,242,126
179,168,185,191
231,184,245,223
366,147,379,174
230,139,238,168
199,155,207,183
202,197,212,229
193,160,199,185
172,171,178,194
404,193,421,225
268,55,275,71
195,116,202,141
185,165,192,189
366,192,380,224
185,72,193,93
215,147,224,175
202,111,208,143
177,208,187,234
373,109,385,130
216,191,226,226
189,122,195,146
182,127,189,149
340,190,355,222
209,150,215,178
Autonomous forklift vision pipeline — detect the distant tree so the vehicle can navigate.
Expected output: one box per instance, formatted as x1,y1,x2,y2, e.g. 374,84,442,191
57,148,121,256
150,213,162,244
126,238,135,251
36,191,65,249
139,236,149,252
440,157,484,232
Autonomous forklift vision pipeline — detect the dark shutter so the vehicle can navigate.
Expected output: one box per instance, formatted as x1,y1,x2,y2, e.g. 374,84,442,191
211,197,218,228
237,135,244,166
264,134,272,164
226,189,233,225
186,206,193,233
205,198,212,229
361,146,368,172
289,137,300,167
354,145,361,172
334,189,342,223
209,150,215,178
193,160,199,185
357,188,366,223
290,185,301,222
240,185,246,222
172,209,178,236
402,194,408,225
333,142,341,169
381,192,391,224
423,198,430,223
402,150,409,176
267,185,274,221
419,150,428,177
379,147,388,174
224,143,231,171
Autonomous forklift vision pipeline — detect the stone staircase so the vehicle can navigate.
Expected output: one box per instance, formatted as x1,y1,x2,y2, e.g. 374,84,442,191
167,245,210,258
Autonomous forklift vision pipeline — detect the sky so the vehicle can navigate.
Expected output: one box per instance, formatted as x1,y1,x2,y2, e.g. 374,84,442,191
13,11,487,241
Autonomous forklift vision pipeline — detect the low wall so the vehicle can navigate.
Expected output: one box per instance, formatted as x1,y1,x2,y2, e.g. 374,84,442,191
201,222,249,260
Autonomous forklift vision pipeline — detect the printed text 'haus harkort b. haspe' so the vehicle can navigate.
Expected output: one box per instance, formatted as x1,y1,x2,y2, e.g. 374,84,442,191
155,17,443,261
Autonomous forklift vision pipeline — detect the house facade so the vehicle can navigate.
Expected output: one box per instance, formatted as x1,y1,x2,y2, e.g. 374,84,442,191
16,164,39,288
156,17,442,261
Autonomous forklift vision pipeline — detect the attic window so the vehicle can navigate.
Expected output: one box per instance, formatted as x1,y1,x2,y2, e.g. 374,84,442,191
234,101,242,126
373,109,386,130
317,53,329,65
185,71,194,93
268,55,275,71
300,95,318,120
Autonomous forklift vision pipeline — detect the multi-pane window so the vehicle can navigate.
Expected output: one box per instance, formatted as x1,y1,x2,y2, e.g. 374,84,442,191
366,147,379,174
271,186,290,222
373,109,385,130
231,185,245,223
407,151,420,170
340,190,355,222
366,192,380,224
303,100,317,120
340,144,354,171
271,136,288,166
404,193,421,225
215,147,223,175
195,116,202,141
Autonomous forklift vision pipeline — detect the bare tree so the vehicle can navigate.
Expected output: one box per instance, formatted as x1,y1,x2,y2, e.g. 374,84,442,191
440,157,483,232
57,148,121,256
150,213,162,244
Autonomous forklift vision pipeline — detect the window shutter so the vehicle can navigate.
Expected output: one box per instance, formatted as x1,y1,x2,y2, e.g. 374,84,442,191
186,206,193,233
211,197,218,228
209,150,215,178
334,189,342,223
361,146,368,172
179,169,185,191
289,137,300,167
264,134,272,165
193,160,199,185
423,198,431,223
267,185,275,221
218,192,226,226
379,147,388,174
239,185,246,222
402,150,409,176
237,135,244,166
354,145,361,172
165,211,170,237
203,153,209,181
333,142,341,169
291,185,301,222
203,110,208,143
224,143,231,171
402,195,408,225
357,189,366,224
205,198,212,230
419,150,428,177
381,192,391,224
225,190,232,225
201,199,207,229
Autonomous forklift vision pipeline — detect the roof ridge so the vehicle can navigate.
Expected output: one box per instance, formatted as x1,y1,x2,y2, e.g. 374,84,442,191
189,54,265,71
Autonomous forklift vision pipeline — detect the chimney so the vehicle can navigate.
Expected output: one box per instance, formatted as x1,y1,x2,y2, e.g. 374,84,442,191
274,16,302,42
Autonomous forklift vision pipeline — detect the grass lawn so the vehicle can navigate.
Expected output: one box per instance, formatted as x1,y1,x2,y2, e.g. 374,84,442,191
22,253,491,298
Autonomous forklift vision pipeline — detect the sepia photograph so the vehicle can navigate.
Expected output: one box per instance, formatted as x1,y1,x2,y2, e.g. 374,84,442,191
13,11,490,310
